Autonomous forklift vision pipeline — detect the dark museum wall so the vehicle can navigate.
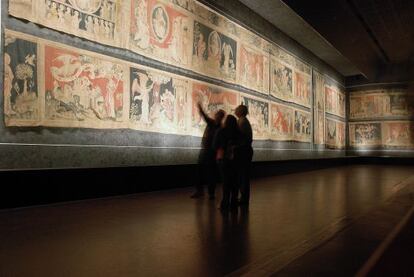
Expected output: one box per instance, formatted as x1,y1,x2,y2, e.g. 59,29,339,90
0,0,347,171
347,83,414,157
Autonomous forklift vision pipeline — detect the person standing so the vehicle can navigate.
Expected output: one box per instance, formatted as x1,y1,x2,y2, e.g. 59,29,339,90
235,104,253,206
191,103,225,199
214,115,240,210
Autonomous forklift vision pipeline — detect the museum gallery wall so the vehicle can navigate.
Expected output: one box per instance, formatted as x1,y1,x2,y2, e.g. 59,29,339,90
349,88,414,149
312,70,345,149
4,0,346,150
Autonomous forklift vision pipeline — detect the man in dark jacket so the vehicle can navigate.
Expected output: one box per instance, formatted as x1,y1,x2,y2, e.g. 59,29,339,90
191,103,225,199
235,104,253,206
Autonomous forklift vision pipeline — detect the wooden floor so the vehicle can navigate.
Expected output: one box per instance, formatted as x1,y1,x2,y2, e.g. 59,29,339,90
0,165,413,276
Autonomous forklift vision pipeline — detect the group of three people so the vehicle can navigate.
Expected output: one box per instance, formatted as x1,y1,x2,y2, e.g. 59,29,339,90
192,103,253,210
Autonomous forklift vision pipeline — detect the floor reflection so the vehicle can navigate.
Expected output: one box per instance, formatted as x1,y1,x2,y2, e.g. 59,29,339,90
0,165,413,276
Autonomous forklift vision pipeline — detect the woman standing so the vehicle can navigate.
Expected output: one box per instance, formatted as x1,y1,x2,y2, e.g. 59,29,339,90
214,115,241,210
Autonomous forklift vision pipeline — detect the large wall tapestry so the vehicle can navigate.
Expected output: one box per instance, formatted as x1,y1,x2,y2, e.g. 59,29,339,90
43,44,127,129
129,65,191,135
4,29,326,144
350,90,414,120
349,88,414,149
293,109,311,142
192,20,238,82
269,45,312,108
9,0,122,46
270,58,293,102
128,0,266,87
313,70,325,145
5,30,129,128
326,118,345,149
240,95,269,140
325,84,345,118
350,121,414,148
237,43,269,94
382,121,414,147
4,32,39,126
293,70,311,108
349,122,382,147
10,0,324,100
270,102,294,141
129,0,193,67
6,0,348,147
191,82,239,137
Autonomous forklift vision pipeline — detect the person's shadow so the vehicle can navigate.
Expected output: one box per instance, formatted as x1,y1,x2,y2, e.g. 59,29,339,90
220,207,251,272
195,197,251,275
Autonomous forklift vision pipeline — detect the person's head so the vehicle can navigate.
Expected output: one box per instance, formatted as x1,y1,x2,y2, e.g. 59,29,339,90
214,109,225,124
224,114,237,130
235,104,248,118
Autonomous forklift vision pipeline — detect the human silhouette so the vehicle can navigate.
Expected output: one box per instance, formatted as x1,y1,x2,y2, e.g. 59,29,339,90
214,115,240,210
235,105,253,206
191,103,225,199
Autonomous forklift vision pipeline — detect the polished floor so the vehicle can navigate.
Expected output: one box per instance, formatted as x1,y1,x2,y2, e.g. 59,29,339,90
1,165,414,276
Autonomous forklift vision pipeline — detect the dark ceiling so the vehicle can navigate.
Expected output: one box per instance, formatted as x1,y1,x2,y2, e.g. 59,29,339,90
282,0,414,84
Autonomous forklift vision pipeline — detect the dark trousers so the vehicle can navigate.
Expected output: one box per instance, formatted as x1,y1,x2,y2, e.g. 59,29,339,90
196,150,217,195
237,146,253,204
218,159,238,208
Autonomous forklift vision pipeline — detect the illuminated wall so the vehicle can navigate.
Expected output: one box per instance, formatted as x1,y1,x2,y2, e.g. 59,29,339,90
348,86,414,154
313,71,346,149
1,0,346,169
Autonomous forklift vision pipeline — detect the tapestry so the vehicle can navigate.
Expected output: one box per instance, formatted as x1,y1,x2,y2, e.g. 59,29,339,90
313,71,325,144
293,109,311,142
7,0,358,146
128,0,193,67
350,91,414,119
240,95,269,140
8,0,320,100
237,43,269,94
293,70,311,108
9,0,122,46
326,118,345,149
270,102,294,141
382,121,414,147
129,65,190,134
192,20,237,82
349,122,382,146
325,84,345,117
43,44,127,128
191,82,239,136
270,58,293,102
4,32,39,126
